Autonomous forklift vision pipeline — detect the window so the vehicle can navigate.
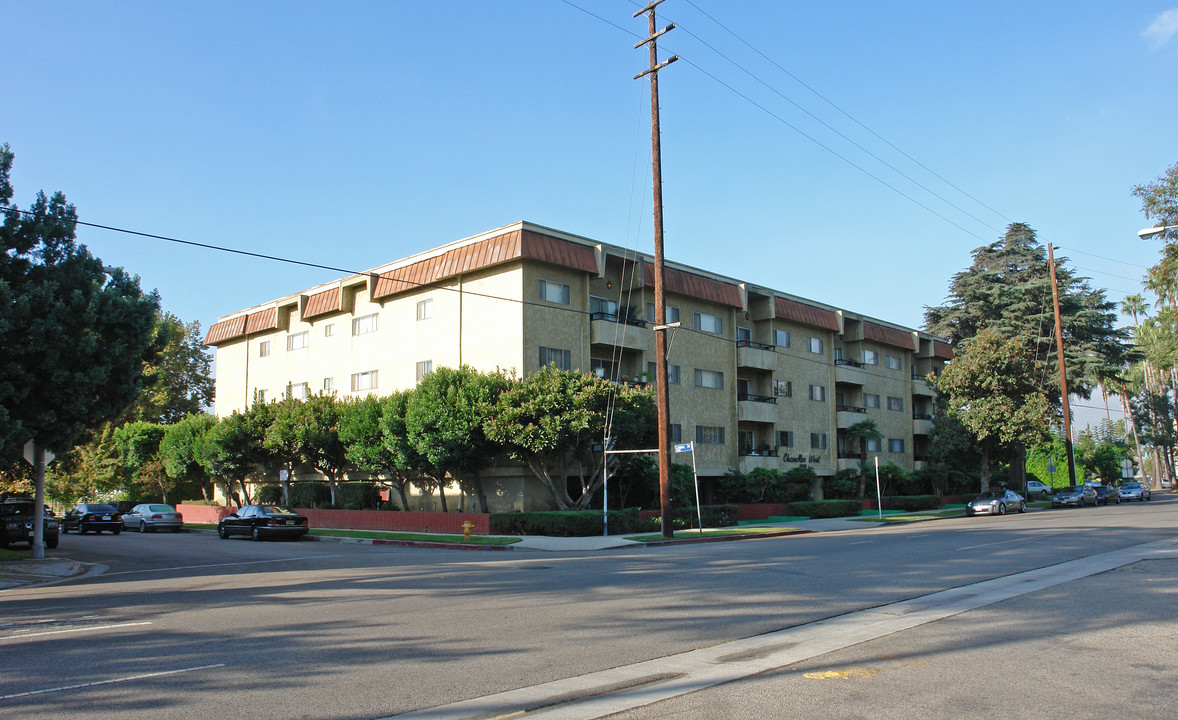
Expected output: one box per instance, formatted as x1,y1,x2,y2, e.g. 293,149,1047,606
670,424,682,444
323,377,334,391
538,279,571,305
778,431,794,448
416,360,433,383
258,341,270,357
809,337,824,354
736,326,752,343
649,362,682,384
416,299,433,321
539,346,571,371
809,384,826,402
694,369,724,389
810,433,828,450
351,370,378,392
287,331,308,351
693,311,723,334
887,396,905,412
738,430,755,454
865,438,881,452
889,438,905,453
864,393,881,409
352,313,378,336
774,379,792,397
646,303,680,323
324,324,335,337
288,382,310,399
695,425,726,445
774,329,790,348
886,355,902,370
863,349,879,365
589,296,618,317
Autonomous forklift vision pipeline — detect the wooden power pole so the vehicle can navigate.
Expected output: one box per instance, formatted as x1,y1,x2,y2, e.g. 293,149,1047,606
1047,243,1077,486
634,0,678,538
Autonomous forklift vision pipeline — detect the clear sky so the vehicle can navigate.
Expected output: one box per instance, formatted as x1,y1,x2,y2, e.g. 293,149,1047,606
5,0,1177,424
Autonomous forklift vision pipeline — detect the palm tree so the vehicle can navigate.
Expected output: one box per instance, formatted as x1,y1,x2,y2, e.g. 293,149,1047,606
846,419,882,498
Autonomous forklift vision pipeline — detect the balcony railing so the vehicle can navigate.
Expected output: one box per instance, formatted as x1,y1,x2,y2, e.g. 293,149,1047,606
837,450,859,459
736,338,775,351
588,311,647,327
837,405,866,414
912,413,933,420
835,358,864,368
737,392,777,404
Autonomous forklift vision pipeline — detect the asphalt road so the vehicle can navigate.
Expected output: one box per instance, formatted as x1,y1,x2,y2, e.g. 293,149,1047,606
1,498,1175,719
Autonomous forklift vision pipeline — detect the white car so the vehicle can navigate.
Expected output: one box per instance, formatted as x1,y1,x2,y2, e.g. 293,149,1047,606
121,503,184,533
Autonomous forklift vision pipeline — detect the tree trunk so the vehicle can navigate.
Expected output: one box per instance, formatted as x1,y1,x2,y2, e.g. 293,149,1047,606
471,469,489,514
1011,443,1026,493
392,478,409,511
1121,394,1147,486
436,478,448,512
327,476,338,508
857,445,868,498
979,447,991,492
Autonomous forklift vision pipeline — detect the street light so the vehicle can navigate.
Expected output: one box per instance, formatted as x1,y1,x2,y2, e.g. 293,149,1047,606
1137,225,1178,240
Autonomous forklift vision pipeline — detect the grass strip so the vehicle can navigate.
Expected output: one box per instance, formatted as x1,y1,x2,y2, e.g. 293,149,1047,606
0,548,30,561
309,528,520,545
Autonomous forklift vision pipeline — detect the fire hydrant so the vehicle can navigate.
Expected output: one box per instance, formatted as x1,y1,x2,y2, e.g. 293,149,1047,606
461,521,475,542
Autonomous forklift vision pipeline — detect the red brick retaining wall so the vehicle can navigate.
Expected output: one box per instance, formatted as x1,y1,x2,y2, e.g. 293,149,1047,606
176,504,490,535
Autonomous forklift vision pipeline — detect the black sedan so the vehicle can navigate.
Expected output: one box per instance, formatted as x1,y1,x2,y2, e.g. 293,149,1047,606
218,505,309,541
61,504,123,534
1093,485,1121,505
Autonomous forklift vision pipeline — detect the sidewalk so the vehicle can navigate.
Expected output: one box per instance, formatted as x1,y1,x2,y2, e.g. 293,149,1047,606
0,557,92,591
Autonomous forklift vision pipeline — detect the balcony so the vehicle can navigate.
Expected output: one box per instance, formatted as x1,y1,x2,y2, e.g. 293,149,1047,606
737,392,777,423
738,454,779,473
837,451,862,472
836,405,867,428
912,377,936,396
913,413,934,436
736,339,776,371
834,358,866,386
589,312,652,353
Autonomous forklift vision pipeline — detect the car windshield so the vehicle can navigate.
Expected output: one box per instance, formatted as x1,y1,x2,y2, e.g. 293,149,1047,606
1057,486,1081,493
85,504,117,512
1123,483,1140,489
2,503,34,516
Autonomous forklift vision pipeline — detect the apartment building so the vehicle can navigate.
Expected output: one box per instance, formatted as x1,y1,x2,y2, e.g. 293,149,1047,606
205,221,952,509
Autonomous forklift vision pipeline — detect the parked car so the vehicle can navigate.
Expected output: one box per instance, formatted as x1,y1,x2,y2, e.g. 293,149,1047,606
1092,485,1121,505
0,496,60,549
966,489,1027,516
1162,477,1173,489
61,504,123,534
122,504,184,533
1119,481,1152,502
1052,485,1096,508
218,505,309,541
1024,480,1052,500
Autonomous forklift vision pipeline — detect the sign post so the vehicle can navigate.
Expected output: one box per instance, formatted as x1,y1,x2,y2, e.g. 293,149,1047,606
22,439,55,560
675,442,703,535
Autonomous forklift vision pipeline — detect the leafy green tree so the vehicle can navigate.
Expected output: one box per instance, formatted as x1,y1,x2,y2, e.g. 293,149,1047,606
484,366,656,511
1132,161,1178,241
124,312,214,424
203,405,272,505
0,143,161,455
377,390,433,509
404,366,509,513
845,418,882,498
295,393,350,507
930,329,1051,490
113,421,170,502
159,412,218,501
339,395,412,509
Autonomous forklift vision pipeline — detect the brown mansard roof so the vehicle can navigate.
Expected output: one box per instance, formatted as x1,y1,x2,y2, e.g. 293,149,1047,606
302,287,340,319
204,308,277,345
864,321,916,350
642,262,743,307
372,229,598,300
933,340,955,360
774,296,840,332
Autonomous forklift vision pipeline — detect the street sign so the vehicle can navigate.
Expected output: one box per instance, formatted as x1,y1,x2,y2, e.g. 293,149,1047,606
22,440,54,466
674,442,692,453
1122,459,1133,479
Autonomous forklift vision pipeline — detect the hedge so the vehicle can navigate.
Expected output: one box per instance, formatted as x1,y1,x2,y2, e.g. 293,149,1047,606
641,504,740,532
786,500,861,519
490,509,643,536
880,495,942,512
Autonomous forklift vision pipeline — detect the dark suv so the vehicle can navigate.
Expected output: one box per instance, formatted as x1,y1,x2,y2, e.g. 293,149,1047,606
0,497,60,549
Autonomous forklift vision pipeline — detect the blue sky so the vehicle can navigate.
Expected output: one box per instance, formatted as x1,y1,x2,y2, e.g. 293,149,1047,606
4,1,1177,417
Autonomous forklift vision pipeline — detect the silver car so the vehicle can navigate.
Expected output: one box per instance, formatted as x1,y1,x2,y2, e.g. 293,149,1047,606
966,489,1027,516
1118,482,1152,502
122,503,184,533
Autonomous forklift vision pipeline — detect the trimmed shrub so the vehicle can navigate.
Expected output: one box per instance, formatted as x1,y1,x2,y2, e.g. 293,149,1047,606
880,494,942,512
337,482,378,510
255,485,283,504
288,482,332,509
490,509,642,536
786,500,861,519
641,504,740,532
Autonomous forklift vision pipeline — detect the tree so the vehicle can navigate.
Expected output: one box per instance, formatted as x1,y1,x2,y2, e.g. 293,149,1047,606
295,393,349,507
845,419,882,498
339,395,412,509
203,406,272,505
113,421,170,503
124,312,214,424
1132,161,1178,241
484,366,657,511
930,329,1051,490
404,366,509,512
159,413,218,501
0,143,161,454
377,390,433,509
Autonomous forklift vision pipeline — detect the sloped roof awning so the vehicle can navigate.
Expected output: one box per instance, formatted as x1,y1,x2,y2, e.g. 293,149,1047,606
933,340,955,360
204,308,278,347
774,296,840,332
642,263,742,307
864,321,917,350
302,287,341,320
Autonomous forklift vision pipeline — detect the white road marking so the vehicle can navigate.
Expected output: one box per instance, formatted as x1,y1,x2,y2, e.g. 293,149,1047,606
955,536,1027,551
0,621,151,641
848,540,872,545
0,663,225,700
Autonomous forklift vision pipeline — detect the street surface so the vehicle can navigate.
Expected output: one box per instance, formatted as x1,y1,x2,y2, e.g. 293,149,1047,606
1,498,1175,719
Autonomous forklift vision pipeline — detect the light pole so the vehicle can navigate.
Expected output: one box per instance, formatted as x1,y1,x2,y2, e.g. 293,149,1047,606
1137,225,1178,240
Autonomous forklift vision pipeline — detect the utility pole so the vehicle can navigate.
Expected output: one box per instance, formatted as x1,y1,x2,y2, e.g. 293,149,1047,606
634,0,678,538
1047,243,1077,486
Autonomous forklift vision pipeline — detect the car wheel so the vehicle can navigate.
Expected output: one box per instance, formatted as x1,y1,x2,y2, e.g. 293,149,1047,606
112,527,121,535
218,525,229,539
997,502,1006,515
1019,501,1027,513
139,520,147,533
46,536,58,549
252,526,262,541
79,523,88,534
